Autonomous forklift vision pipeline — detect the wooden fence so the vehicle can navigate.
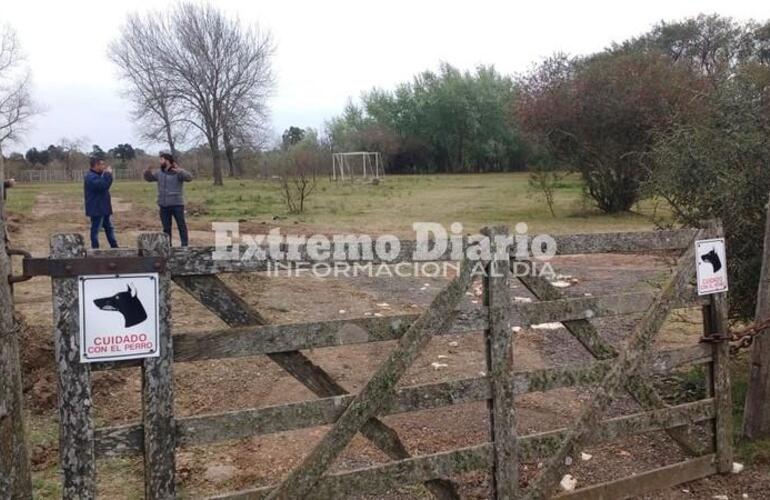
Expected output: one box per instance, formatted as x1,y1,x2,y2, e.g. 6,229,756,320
45,225,731,499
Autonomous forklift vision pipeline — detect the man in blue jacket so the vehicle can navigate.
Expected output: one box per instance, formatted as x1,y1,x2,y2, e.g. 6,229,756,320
84,155,118,249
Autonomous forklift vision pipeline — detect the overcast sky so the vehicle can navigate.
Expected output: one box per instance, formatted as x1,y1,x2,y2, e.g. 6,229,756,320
4,0,770,153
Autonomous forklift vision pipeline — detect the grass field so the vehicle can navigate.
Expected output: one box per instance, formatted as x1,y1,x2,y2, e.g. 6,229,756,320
7,173,670,236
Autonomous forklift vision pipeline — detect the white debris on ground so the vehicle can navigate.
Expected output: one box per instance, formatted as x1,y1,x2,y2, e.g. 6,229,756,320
374,312,383,317
580,452,592,461
448,341,459,347
512,326,522,333
531,322,562,330
547,274,579,287
732,462,745,474
584,292,593,297
713,495,729,500
338,309,347,314
559,474,577,492
204,464,239,483
513,296,533,303
376,302,391,308
431,362,448,370
437,355,449,359
564,456,573,466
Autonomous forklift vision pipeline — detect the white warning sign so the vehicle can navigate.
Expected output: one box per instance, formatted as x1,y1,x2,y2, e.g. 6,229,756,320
78,273,160,363
695,238,728,296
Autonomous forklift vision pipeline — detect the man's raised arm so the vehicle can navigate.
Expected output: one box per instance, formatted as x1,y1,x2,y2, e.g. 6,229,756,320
143,166,158,182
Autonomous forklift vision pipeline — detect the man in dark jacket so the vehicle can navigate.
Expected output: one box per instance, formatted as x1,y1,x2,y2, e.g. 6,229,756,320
144,152,193,246
2,178,13,200
84,155,118,249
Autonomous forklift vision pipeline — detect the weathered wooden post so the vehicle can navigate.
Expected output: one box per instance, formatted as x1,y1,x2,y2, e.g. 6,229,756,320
744,193,770,439
51,233,97,497
693,220,733,472
482,226,518,499
138,233,176,499
0,156,33,499
704,291,733,473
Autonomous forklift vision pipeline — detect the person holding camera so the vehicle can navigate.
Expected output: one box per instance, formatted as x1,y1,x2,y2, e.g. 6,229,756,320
84,155,119,249
144,152,193,247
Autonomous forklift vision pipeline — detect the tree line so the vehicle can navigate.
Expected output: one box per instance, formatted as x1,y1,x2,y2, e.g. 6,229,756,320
326,63,526,174
22,142,141,167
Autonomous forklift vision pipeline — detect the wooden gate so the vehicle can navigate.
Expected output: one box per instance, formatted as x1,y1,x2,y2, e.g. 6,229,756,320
42,223,731,499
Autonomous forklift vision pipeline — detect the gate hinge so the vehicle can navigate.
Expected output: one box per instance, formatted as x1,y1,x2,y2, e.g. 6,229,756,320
7,248,32,284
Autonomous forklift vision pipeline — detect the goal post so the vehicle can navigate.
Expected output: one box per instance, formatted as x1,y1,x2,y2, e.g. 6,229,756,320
332,152,384,181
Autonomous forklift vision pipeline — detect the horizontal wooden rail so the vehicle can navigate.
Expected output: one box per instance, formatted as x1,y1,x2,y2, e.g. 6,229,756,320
94,344,711,458
84,228,698,275
555,454,716,500
549,229,697,255
206,399,715,500
91,290,705,370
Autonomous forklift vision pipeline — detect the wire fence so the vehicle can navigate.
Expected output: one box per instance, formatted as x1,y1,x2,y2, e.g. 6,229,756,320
18,169,146,183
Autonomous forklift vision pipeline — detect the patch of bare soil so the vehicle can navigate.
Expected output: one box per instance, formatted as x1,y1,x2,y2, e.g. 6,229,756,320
11,191,769,498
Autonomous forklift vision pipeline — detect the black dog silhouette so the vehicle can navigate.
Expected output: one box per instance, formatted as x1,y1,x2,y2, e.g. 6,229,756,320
701,248,722,273
93,284,148,327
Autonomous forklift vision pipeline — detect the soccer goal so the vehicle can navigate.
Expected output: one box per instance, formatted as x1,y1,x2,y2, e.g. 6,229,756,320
332,152,384,181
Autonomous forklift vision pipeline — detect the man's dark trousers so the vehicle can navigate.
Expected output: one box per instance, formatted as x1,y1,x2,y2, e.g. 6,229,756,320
90,215,118,249
160,205,189,247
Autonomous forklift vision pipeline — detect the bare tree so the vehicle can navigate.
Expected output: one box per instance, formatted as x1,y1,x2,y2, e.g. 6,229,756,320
158,3,274,185
222,98,272,176
58,136,88,177
279,153,319,214
277,131,327,213
0,25,37,150
109,14,186,156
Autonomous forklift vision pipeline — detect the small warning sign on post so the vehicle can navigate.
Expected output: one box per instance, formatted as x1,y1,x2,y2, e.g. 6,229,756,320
78,273,160,363
695,238,728,296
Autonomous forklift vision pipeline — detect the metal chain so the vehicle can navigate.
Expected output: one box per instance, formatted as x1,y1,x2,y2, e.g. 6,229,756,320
726,317,770,355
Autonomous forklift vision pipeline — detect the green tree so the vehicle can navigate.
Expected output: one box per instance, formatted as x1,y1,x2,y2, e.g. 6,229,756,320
109,143,136,163
622,14,749,82
24,147,50,165
516,50,703,212
326,63,525,174
90,145,106,159
281,126,305,150
647,64,770,320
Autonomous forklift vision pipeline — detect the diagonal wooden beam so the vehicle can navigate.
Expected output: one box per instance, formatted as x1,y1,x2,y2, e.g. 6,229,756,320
522,227,707,499
516,269,708,456
173,275,460,500
264,257,479,500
